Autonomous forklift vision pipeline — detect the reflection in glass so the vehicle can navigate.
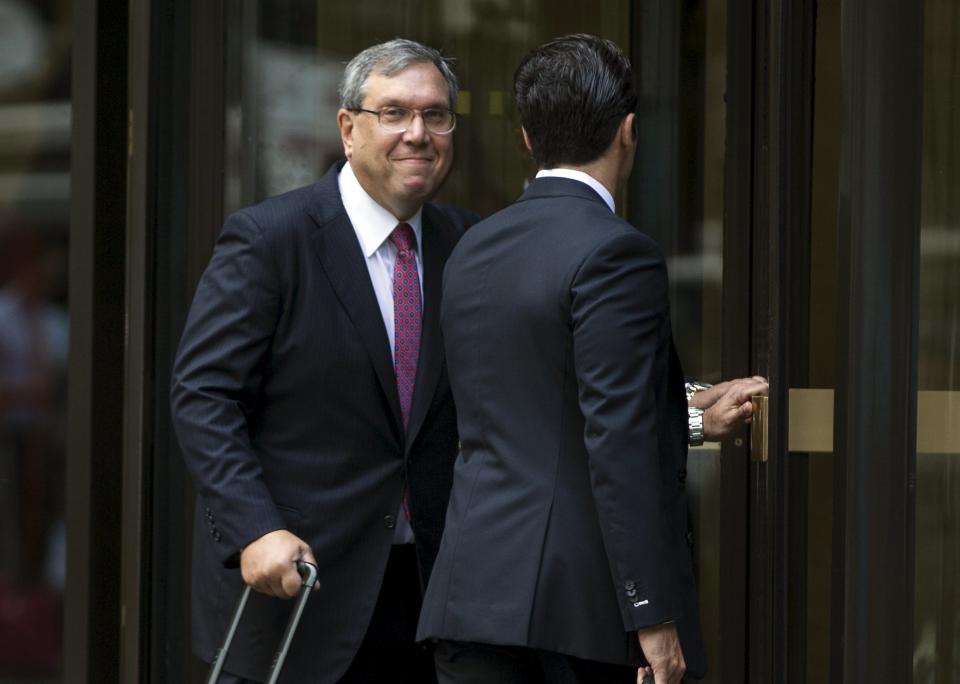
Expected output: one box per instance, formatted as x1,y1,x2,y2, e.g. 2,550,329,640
916,0,960,681
0,0,70,679
644,3,728,682
224,1,632,218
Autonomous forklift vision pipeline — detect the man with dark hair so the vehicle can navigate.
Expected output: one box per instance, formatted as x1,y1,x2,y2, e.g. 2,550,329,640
171,39,476,683
417,34,765,683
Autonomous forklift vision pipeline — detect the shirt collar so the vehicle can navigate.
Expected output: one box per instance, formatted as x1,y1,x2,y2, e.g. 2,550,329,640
535,168,616,213
338,161,423,258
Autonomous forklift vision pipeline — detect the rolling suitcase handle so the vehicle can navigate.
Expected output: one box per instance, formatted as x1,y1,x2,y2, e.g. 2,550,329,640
207,560,320,684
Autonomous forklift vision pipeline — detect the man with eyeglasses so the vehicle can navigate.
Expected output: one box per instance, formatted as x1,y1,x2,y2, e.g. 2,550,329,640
171,39,476,683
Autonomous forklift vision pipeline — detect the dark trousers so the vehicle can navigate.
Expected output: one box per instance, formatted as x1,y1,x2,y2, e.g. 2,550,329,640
338,544,434,683
220,544,434,684
433,640,637,684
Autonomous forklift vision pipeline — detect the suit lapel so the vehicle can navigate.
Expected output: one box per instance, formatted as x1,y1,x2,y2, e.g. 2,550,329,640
308,209,404,440
404,206,452,455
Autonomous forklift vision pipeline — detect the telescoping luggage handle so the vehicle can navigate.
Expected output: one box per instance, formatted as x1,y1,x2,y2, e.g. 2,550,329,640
207,561,320,684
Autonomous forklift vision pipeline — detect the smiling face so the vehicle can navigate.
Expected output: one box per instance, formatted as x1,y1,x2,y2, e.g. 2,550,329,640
337,62,455,220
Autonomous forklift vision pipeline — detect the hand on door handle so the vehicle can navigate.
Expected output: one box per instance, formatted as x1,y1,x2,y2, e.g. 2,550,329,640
690,376,769,441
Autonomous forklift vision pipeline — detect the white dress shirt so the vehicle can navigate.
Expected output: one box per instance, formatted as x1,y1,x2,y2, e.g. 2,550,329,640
536,168,616,213
338,161,421,544
339,162,424,361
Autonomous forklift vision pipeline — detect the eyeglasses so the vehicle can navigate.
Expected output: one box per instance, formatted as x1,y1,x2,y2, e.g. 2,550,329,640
354,106,457,135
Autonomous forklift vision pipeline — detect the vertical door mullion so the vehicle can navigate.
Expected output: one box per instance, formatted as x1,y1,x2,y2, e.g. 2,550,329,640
832,0,923,679
747,0,784,679
720,0,754,680
67,0,129,681
743,0,818,681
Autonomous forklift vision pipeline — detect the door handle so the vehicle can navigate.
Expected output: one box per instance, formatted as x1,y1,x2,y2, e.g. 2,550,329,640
751,395,769,462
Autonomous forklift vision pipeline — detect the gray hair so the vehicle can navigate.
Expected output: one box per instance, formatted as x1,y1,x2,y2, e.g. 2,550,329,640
338,39,458,111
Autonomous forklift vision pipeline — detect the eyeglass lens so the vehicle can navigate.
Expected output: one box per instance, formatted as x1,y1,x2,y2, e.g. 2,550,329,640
378,107,455,133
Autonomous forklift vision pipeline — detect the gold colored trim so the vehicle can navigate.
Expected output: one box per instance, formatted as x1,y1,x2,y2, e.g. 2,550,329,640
455,91,472,115
788,389,834,453
917,391,960,454
750,395,769,462
488,91,504,115
786,389,960,454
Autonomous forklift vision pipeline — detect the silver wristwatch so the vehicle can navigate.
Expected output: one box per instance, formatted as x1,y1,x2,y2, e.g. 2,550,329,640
685,380,712,403
687,407,705,447
685,381,712,446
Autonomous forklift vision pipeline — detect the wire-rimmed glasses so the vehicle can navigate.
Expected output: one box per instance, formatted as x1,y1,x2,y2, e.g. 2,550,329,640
354,106,457,135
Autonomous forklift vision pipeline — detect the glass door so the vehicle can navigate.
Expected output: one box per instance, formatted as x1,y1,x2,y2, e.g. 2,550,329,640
746,0,960,681
630,3,732,682
914,0,960,679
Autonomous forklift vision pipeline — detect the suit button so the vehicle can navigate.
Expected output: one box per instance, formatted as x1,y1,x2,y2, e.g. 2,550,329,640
625,580,635,590
626,589,637,599
383,515,396,529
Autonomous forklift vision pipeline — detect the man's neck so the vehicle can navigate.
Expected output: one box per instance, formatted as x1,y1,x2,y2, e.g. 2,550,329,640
548,160,619,199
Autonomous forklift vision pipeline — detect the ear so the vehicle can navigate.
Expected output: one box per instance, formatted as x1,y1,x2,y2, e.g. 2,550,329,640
521,127,533,154
337,108,355,160
620,113,637,147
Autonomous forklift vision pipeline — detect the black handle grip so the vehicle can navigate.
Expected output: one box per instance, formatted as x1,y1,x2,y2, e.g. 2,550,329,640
296,560,319,589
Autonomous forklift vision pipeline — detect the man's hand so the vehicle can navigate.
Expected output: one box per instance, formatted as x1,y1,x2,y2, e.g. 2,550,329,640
637,622,685,684
240,529,317,598
692,376,769,441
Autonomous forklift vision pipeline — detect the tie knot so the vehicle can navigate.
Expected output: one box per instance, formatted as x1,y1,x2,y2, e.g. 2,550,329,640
390,223,417,253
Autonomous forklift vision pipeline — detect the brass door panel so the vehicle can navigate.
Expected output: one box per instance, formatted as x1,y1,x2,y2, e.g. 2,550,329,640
736,389,960,454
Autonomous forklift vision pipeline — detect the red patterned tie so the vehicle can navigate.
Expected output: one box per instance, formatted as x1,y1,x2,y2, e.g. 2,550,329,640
391,223,422,431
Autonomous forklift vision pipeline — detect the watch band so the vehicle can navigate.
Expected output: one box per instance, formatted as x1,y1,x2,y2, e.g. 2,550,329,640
687,406,705,447
685,381,712,446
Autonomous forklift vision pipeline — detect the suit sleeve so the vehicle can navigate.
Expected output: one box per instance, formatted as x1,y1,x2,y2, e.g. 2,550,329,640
170,210,288,567
570,230,680,631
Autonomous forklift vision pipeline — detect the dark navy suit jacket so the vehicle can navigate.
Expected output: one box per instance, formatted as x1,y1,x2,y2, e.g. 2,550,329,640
171,162,476,682
418,177,706,677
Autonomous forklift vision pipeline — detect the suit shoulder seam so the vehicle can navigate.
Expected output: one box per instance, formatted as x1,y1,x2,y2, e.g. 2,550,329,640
234,208,283,282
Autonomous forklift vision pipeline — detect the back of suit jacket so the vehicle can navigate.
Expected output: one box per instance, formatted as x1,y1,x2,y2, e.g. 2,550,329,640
418,177,706,677
171,163,476,682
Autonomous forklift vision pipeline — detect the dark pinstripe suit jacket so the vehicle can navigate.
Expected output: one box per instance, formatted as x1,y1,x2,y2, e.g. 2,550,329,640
170,162,476,682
